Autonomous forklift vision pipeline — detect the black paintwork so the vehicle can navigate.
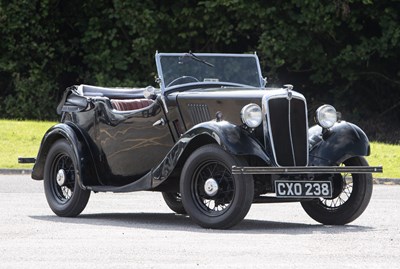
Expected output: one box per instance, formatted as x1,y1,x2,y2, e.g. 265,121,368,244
309,121,370,166
32,84,372,194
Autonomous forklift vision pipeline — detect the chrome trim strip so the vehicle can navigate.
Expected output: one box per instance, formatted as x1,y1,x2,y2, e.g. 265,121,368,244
232,166,383,175
287,98,296,166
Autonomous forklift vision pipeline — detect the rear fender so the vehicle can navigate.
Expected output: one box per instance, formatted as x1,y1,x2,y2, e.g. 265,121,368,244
32,123,98,189
309,121,370,166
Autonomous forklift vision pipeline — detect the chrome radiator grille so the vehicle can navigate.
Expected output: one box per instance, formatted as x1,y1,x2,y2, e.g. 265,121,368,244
265,95,308,167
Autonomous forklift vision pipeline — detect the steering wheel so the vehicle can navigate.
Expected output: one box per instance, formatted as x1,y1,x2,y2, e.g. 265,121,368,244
166,76,200,87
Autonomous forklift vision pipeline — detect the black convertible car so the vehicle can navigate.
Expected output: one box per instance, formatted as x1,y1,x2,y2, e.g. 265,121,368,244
23,52,382,229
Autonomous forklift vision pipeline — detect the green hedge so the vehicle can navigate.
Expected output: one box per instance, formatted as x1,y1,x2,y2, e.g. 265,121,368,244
1,0,399,130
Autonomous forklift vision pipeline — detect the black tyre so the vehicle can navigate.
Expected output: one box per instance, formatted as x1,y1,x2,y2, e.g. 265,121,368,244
44,140,90,217
180,144,254,229
301,156,373,225
162,192,187,214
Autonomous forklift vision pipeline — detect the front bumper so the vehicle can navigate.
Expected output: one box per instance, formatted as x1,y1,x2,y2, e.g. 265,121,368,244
232,166,383,175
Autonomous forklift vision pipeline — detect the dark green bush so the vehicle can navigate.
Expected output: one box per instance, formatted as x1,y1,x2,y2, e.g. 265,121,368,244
0,0,399,140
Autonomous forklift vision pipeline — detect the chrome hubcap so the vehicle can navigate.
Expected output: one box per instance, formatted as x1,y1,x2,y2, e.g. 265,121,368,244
56,169,66,186
204,178,219,196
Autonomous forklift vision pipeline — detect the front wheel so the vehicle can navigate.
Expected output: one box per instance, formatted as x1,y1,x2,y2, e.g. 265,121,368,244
301,156,373,225
180,144,254,229
44,139,91,217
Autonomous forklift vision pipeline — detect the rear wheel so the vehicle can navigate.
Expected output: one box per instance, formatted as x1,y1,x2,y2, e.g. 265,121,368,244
180,144,254,229
44,140,90,217
162,192,186,214
301,156,373,225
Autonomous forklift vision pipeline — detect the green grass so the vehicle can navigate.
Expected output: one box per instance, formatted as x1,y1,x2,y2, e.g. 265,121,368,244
0,119,398,178
367,142,400,179
0,119,56,169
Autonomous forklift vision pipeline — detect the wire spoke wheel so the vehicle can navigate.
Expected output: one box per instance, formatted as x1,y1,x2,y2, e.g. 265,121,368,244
50,154,75,203
44,140,90,217
162,192,186,215
180,144,254,229
192,161,235,216
301,156,373,225
319,166,353,209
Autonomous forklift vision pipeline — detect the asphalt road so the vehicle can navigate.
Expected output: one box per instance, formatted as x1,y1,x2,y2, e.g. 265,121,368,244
0,175,399,269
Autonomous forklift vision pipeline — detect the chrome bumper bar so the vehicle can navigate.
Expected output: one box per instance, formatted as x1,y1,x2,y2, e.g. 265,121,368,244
232,166,383,175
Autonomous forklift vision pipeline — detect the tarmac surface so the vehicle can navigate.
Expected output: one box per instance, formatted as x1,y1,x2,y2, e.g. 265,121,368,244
0,174,399,268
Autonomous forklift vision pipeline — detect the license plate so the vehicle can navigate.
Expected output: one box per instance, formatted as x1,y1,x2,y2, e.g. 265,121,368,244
275,180,332,198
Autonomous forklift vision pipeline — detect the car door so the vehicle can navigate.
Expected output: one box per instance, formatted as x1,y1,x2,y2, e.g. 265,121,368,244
96,99,174,184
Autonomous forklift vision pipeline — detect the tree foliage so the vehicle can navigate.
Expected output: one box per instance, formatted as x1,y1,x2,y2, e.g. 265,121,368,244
256,0,400,120
0,0,399,136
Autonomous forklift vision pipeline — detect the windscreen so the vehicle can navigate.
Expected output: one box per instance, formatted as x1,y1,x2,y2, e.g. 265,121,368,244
156,53,263,90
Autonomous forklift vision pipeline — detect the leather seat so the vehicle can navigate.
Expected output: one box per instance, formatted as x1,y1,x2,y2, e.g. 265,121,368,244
111,99,154,111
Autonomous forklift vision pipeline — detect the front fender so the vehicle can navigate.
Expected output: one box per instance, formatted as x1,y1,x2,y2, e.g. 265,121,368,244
32,123,98,189
151,120,271,187
309,121,370,166
186,121,271,162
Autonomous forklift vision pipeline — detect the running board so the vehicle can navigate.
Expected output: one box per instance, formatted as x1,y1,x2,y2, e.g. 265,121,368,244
232,166,383,175
87,171,152,193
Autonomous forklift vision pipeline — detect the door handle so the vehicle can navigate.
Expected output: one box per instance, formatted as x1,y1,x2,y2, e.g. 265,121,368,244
153,118,166,126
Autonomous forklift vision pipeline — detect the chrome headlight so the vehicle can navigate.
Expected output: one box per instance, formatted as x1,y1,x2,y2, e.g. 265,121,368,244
241,103,262,128
316,104,337,129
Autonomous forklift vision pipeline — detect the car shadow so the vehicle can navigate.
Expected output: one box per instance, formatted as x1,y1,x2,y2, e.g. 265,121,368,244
29,212,374,234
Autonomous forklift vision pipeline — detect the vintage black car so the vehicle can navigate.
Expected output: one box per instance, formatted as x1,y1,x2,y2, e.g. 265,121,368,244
24,52,382,229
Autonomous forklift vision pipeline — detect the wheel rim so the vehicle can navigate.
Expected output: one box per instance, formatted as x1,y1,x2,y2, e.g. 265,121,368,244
319,164,354,209
50,153,75,204
191,160,235,216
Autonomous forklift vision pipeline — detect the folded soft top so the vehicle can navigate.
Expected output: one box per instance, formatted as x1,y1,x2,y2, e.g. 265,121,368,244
76,84,148,99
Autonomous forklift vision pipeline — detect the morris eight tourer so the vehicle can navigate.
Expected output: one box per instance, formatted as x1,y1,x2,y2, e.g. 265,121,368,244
22,52,382,229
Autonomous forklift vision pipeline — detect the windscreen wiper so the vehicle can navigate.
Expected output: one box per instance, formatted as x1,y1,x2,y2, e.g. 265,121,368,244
185,51,215,67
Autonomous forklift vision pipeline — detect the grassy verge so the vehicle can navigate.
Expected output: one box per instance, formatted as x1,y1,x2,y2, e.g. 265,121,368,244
367,142,400,179
0,119,398,178
0,120,56,169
